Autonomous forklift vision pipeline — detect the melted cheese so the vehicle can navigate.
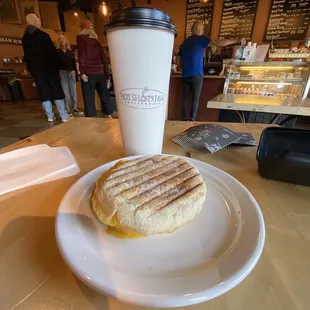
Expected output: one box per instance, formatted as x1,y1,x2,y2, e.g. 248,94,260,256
92,160,142,239
106,226,141,238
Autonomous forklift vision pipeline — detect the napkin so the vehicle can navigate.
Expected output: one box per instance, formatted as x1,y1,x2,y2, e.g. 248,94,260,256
172,124,257,154
0,144,80,196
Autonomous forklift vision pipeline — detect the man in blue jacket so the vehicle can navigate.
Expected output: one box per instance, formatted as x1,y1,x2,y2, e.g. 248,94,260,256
179,21,236,121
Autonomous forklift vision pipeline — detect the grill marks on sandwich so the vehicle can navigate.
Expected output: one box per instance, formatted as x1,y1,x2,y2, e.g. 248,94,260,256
104,155,205,211
116,163,192,199
105,156,184,192
127,169,200,204
109,155,165,179
108,155,167,180
135,175,204,217
93,155,207,237
105,156,181,192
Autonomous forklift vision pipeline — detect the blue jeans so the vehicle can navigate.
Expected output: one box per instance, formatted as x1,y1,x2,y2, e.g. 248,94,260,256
42,100,69,120
59,70,77,109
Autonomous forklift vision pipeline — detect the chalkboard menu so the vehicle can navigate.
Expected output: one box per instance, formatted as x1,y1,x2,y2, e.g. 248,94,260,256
219,0,258,39
185,0,214,38
264,0,310,41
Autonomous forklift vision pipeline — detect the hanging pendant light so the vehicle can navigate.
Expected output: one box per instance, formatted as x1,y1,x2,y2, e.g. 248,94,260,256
99,1,109,18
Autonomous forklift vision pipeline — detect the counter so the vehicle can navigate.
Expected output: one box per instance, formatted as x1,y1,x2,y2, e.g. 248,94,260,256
168,75,225,121
208,94,310,116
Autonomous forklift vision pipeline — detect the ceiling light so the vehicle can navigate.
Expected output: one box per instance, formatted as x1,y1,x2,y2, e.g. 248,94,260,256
99,2,109,17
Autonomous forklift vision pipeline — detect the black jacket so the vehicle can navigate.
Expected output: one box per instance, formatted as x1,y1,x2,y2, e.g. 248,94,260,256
57,49,76,71
22,26,64,101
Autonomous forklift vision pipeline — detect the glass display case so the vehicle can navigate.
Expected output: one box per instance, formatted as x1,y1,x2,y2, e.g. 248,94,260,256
224,61,310,99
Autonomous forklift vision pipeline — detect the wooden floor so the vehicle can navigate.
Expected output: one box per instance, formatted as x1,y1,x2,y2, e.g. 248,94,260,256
0,101,57,148
0,101,118,149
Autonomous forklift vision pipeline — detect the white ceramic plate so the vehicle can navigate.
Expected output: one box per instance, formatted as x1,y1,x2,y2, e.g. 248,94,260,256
56,156,265,308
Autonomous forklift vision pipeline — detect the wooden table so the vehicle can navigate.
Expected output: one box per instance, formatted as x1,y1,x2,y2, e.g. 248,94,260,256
208,94,310,124
1,119,310,310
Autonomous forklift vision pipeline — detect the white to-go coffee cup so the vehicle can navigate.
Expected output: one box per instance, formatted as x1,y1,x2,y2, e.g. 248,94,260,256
105,8,176,156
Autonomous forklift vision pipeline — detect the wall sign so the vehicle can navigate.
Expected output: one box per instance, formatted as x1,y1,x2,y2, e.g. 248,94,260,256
264,0,310,41
219,0,258,40
185,0,214,38
0,0,21,23
19,0,41,25
0,36,22,45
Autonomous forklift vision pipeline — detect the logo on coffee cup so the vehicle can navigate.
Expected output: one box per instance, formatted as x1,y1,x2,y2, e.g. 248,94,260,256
119,87,165,109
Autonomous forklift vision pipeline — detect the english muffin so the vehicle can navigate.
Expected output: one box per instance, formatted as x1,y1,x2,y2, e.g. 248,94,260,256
92,155,207,237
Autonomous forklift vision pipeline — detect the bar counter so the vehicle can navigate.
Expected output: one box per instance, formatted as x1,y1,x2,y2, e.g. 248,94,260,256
168,75,225,121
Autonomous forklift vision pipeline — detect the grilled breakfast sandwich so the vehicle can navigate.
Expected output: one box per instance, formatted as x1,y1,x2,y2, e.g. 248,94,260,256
92,155,207,237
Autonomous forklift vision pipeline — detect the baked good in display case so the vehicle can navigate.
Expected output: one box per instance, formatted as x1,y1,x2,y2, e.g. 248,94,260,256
224,61,310,99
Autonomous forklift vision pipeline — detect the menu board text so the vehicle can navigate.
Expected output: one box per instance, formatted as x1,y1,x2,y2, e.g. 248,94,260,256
185,0,214,38
219,0,258,39
264,0,310,40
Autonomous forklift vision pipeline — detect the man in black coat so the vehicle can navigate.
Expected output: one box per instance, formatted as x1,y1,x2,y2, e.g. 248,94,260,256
22,14,70,122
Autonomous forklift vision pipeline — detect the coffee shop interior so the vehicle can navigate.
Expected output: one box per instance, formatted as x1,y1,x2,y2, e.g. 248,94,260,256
0,0,310,149
2,1,310,309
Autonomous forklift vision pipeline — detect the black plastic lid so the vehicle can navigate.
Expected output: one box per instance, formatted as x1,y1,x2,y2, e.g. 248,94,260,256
105,7,177,36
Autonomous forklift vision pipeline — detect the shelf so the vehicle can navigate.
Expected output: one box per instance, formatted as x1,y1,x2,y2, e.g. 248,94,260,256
269,54,310,58
230,78,303,84
3,62,25,66
207,94,310,116
229,61,307,67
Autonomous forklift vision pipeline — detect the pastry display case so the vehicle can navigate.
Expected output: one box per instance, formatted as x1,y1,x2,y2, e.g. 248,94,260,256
224,62,310,99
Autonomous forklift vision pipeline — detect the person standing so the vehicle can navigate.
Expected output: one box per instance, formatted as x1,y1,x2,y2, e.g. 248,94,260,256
178,21,236,121
57,33,83,115
205,45,223,76
77,20,113,118
22,14,71,122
